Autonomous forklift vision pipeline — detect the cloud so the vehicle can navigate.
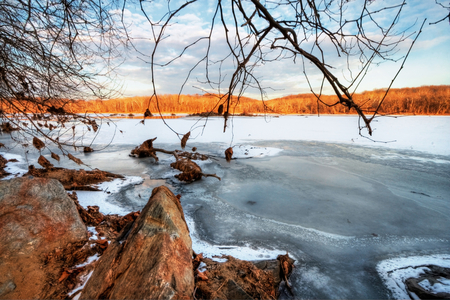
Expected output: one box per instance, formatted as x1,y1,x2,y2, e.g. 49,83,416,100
111,1,449,99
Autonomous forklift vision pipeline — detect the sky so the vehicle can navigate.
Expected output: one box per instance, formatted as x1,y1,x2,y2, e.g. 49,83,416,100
109,0,450,99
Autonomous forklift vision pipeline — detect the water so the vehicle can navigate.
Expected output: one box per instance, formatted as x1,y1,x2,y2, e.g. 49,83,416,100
1,115,449,299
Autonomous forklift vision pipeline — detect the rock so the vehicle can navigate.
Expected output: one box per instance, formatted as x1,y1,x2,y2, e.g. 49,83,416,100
0,177,88,299
80,186,194,300
405,265,450,299
0,280,15,297
194,254,295,300
194,255,294,300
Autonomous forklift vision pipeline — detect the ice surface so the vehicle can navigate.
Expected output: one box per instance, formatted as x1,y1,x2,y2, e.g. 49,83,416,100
1,116,449,299
185,206,289,261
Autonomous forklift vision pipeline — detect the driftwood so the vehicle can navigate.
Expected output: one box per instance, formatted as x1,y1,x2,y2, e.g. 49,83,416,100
225,147,233,162
130,137,220,182
171,158,220,182
26,165,124,190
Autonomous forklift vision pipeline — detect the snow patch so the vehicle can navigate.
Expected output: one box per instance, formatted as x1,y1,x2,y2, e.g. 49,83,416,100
76,176,142,215
69,270,94,298
0,152,27,180
184,208,289,261
230,145,283,158
96,176,143,194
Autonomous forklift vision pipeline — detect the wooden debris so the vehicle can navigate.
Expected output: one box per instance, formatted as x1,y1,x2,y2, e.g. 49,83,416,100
32,137,45,150
26,165,123,190
144,108,153,117
130,137,158,160
170,158,220,182
131,138,219,182
51,152,60,162
38,155,53,169
194,255,282,300
225,147,233,162
83,147,94,153
181,131,190,149
196,271,209,281
0,122,19,133
277,253,295,294
68,153,83,165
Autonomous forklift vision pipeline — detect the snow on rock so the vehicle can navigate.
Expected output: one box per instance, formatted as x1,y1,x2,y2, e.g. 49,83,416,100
377,254,450,299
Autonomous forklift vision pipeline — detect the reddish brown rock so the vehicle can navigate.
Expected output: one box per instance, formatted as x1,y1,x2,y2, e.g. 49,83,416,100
0,177,87,299
80,186,194,300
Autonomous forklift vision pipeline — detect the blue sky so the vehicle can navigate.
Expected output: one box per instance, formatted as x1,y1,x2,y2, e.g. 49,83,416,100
112,0,450,99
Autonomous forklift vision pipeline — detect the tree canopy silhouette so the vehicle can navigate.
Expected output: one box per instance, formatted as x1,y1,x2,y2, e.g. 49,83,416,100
0,0,124,159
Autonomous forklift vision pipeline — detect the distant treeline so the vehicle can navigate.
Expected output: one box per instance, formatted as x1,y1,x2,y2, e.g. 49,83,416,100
3,85,449,115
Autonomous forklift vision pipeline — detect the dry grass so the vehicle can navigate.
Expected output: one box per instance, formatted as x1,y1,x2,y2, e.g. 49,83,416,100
2,85,449,116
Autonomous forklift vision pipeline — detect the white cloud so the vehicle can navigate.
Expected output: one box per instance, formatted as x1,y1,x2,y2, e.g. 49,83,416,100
110,0,449,99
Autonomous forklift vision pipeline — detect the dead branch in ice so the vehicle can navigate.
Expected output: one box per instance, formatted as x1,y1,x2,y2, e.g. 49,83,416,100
130,137,221,182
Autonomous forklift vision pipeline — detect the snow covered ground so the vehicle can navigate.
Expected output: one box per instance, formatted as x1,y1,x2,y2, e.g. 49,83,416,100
1,115,449,299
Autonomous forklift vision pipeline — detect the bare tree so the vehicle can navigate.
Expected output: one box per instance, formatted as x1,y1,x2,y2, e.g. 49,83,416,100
134,0,426,136
0,0,125,161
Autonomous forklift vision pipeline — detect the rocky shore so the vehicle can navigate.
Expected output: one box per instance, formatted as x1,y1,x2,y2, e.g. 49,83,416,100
0,176,294,299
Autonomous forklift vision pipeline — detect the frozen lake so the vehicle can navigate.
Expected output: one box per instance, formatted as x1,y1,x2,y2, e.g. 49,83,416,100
2,115,449,299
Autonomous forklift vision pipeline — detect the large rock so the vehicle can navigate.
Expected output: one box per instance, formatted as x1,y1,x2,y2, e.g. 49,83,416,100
80,186,194,300
0,177,87,299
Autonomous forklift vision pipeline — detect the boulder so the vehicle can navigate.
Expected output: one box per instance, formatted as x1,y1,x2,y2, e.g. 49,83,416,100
0,177,87,299
405,265,450,299
80,185,194,300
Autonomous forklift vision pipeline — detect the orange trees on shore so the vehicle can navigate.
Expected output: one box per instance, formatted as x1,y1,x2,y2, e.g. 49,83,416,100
56,85,449,116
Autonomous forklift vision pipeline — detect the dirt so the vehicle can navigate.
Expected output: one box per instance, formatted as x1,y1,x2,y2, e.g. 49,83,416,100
26,165,124,190
193,253,295,300
0,122,19,133
0,154,8,178
38,192,139,299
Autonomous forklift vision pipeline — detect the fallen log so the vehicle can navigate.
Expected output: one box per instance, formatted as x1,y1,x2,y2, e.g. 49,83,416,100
26,165,124,190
